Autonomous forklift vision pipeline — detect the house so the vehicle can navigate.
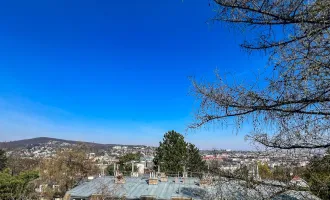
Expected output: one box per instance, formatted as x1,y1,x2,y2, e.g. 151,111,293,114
290,176,309,188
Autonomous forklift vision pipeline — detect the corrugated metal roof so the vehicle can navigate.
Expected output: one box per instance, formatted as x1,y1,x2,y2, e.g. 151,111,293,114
66,176,321,200
67,176,206,200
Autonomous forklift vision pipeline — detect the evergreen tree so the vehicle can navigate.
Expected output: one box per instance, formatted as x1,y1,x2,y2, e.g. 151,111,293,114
186,143,206,173
0,169,39,199
106,165,114,176
153,130,206,175
0,149,7,171
118,153,141,172
154,130,187,173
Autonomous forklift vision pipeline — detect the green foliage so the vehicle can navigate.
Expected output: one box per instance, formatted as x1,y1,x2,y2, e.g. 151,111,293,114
302,150,330,200
154,130,188,173
106,152,141,175
153,130,206,174
117,153,141,172
0,149,7,171
0,169,39,199
186,143,207,173
119,153,141,165
106,165,114,176
272,166,291,182
257,162,272,179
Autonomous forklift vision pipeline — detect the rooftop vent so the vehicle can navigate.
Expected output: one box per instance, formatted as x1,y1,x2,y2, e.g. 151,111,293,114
160,172,168,182
199,178,212,187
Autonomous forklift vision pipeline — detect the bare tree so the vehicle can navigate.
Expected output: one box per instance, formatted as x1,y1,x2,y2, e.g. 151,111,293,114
190,0,330,150
189,1,330,199
7,153,40,176
40,145,99,198
93,178,124,200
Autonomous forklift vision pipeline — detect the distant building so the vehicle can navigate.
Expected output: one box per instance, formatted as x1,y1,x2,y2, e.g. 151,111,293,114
290,176,309,188
136,163,145,175
140,156,155,169
88,153,95,159
202,155,223,161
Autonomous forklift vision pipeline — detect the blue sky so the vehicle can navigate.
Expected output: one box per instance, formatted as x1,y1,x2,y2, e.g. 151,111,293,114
0,0,267,150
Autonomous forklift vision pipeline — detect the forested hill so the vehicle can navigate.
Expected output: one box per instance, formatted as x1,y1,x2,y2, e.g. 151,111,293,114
0,137,137,150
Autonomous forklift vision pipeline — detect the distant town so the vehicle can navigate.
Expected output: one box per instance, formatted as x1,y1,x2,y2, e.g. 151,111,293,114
1,137,324,175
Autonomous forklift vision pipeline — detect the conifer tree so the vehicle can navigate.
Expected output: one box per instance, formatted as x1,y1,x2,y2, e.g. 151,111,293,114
186,143,206,173
0,149,7,171
154,130,206,175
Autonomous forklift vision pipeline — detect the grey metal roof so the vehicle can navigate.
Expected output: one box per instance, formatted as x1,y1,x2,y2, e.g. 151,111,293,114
66,176,321,200
66,176,207,200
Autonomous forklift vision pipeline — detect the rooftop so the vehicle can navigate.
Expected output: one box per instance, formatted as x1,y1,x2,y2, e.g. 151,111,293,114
66,176,206,200
65,176,321,200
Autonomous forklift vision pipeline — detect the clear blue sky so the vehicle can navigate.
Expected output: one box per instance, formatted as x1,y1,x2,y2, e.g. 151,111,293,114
0,0,267,150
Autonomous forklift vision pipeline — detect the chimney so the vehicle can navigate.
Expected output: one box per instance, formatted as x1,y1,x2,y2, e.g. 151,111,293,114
148,172,158,185
149,172,156,178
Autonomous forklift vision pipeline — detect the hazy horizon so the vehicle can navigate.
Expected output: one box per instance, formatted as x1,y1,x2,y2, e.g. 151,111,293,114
0,135,254,151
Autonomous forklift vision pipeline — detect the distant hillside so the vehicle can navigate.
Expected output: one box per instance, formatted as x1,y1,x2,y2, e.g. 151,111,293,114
0,137,126,150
